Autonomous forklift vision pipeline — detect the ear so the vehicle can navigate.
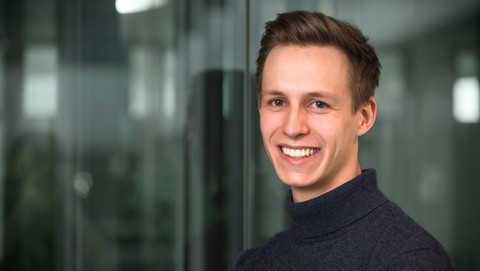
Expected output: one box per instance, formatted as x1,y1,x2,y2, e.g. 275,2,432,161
356,96,377,137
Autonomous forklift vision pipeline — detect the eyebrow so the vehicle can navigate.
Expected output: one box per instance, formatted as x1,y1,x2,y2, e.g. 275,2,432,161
261,90,340,102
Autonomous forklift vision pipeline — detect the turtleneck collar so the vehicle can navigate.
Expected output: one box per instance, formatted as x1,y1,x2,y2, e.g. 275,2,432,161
284,169,388,240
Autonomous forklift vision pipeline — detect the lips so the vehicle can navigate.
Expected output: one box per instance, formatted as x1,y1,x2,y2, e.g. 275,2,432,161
280,146,319,158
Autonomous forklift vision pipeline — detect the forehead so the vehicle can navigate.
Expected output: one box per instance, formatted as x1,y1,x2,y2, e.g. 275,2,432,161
262,45,351,98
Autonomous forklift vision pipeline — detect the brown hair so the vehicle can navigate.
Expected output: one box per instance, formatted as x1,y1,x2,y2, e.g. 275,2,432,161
256,10,381,112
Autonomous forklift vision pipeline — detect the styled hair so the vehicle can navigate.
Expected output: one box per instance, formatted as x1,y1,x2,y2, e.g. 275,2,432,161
256,10,381,112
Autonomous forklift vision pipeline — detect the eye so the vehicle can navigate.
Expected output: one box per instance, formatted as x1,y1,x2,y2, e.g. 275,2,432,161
270,99,285,107
313,101,327,108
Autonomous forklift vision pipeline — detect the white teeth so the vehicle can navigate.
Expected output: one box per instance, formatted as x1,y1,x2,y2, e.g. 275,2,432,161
281,147,318,158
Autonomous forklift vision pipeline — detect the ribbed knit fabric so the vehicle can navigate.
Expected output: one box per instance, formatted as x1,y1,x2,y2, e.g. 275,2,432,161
229,169,455,270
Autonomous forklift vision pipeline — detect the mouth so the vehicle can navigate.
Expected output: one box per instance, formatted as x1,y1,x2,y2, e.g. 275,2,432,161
280,146,320,158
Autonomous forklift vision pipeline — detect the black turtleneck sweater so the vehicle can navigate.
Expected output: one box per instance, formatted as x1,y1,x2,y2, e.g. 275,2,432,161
229,169,455,270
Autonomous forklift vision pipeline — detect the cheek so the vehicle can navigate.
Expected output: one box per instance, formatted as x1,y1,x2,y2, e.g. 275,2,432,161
334,116,359,145
259,110,279,137
259,112,268,133
259,115,274,147
309,117,335,136
310,117,353,145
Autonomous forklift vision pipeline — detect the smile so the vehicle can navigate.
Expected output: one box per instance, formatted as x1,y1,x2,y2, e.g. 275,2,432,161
281,146,319,158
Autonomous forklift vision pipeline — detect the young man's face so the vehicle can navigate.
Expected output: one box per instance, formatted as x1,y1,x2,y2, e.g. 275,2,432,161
259,45,375,202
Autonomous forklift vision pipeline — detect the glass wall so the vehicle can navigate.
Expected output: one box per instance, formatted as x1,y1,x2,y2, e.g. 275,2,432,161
0,0,479,270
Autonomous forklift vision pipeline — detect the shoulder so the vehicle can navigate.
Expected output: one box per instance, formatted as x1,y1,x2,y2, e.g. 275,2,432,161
228,247,260,271
376,248,455,270
228,231,289,271
375,202,442,248
369,201,455,270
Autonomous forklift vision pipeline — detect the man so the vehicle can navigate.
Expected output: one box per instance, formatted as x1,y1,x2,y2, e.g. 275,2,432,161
229,10,455,270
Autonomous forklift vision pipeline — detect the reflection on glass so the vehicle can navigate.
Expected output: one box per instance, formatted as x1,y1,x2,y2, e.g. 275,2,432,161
22,45,58,119
453,76,480,123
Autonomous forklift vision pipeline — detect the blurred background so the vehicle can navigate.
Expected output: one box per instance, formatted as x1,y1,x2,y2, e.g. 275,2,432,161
0,0,479,270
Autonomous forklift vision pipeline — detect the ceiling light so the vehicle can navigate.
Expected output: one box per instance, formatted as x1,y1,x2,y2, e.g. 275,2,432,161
116,0,168,14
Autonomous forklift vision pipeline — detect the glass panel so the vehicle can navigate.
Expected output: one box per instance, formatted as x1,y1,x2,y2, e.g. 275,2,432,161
181,1,248,269
1,0,248,270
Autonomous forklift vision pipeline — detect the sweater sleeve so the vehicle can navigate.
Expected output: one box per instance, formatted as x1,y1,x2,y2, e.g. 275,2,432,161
377,248,456,271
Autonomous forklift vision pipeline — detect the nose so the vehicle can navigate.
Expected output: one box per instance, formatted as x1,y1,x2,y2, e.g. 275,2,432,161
282,106,309,138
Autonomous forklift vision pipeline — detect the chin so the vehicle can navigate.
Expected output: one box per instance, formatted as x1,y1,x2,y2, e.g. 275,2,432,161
278,172,318,188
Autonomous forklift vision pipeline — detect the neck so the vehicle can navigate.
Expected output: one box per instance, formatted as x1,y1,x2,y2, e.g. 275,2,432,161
292,163,362,202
